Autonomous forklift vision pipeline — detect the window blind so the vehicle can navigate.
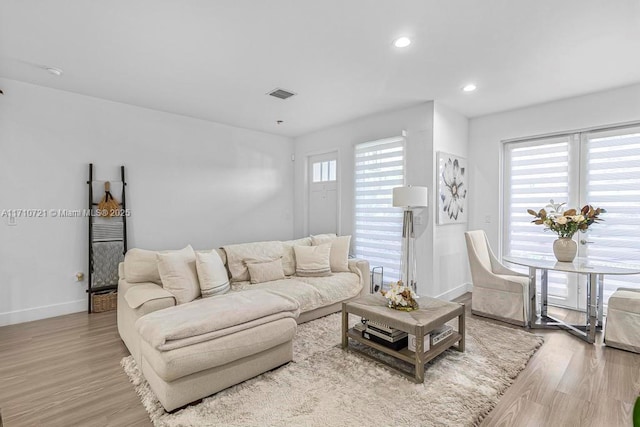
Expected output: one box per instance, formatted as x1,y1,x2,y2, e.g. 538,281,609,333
504,137,572,300
584,127,640,300
354,137,405,284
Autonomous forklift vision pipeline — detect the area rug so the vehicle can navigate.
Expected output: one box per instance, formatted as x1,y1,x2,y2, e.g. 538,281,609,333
122,313,543,427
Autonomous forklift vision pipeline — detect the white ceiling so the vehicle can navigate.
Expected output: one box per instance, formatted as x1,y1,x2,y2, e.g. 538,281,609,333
1,1,639,137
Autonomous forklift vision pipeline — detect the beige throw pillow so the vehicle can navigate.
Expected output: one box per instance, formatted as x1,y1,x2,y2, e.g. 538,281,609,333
281,237,313,276
311,234,351,272
329,235,351,272
157,245,201,305
310,233,338,246
124,248,163,284
246,258,285,284
195,250,230,297
294,244,332,277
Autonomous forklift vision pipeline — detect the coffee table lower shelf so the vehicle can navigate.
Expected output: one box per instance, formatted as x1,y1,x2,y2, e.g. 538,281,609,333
345,328,463,382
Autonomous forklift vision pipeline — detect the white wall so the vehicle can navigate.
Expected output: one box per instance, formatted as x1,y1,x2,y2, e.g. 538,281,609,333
293,103,436,295
433,102,471,299
468,83,640,252
0,78,294,325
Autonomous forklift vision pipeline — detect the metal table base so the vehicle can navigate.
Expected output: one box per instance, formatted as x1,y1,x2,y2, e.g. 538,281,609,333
528,268,604,343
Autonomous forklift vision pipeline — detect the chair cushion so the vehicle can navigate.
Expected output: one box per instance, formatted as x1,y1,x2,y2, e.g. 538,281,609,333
608,289,640,313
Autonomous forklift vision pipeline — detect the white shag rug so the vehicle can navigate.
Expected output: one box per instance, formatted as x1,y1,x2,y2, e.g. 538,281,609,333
122,313,543,427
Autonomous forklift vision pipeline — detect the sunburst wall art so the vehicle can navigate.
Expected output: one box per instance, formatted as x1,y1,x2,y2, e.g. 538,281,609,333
437,152,468,225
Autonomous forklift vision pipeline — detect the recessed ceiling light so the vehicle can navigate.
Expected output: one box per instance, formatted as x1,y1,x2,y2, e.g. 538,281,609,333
45,67,63,76
462,84,477,92
393,37,411,48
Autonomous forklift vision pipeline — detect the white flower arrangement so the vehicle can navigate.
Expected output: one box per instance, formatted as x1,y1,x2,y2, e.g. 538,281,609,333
528,200,605,239
381,281,419,311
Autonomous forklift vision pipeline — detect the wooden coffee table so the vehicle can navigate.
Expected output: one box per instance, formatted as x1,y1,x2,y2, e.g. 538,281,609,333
342,294,465,383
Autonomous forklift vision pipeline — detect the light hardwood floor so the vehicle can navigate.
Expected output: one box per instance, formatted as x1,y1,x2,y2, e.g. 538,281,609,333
0,294,638,426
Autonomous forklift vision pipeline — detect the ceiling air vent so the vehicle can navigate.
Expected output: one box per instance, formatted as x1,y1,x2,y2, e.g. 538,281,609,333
268,88,296,100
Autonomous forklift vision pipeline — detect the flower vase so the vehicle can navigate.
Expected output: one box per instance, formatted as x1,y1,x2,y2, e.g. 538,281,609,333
553,237,577,262
387,299,419,311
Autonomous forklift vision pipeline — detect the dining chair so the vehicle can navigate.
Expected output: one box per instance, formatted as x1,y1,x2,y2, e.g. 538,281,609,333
464,230,530,326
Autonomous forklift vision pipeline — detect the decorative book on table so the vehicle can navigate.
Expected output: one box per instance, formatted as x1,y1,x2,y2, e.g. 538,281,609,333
364,326,408,342
362,331,408,351
408,324,454,353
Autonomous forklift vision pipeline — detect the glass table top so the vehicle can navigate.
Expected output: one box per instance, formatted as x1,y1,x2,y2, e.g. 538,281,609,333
503,255,640,275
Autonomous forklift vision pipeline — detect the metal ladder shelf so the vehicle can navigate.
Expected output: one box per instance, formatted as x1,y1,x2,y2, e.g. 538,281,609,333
86,163,128,313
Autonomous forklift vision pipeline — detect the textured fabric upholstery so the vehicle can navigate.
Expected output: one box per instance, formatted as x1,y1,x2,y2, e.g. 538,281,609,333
605,287,640,353
141,318,297,382
465,230,529,325
117,240,371,411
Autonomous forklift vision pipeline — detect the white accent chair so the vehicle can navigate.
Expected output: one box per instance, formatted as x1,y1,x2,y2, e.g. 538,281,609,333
465,230,530,326
605,288,640,353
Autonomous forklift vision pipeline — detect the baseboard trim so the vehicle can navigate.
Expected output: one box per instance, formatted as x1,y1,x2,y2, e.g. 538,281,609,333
435,282,472,302
0,299,85,327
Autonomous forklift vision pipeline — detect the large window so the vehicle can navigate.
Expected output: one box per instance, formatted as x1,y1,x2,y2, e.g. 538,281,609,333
354,137,405,284
503,124,640,309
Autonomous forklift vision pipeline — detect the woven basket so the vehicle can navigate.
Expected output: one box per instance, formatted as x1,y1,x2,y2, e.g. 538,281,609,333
92,291,117,313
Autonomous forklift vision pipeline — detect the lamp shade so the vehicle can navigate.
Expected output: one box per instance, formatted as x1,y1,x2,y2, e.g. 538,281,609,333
392,186,428,208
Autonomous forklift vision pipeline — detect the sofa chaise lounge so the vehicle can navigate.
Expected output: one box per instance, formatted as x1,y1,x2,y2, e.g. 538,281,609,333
117,235,370,410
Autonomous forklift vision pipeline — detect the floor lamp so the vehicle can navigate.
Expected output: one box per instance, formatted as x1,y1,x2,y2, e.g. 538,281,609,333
392,186,428,293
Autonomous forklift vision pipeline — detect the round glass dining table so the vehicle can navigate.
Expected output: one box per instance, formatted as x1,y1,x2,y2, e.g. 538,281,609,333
503,255,640,343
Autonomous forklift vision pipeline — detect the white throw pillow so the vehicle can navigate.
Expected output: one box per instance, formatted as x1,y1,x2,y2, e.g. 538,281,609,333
157,245,200,305
311,234,351,272
124,248,163,284
328,235,351,272
246,258,285,284
222,241,284,282
310,233,338,246
294,244,332,277
282,237,313,276
195,250,230,297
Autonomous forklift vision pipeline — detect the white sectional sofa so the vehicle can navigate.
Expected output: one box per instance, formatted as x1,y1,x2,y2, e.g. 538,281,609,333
117,235,370,410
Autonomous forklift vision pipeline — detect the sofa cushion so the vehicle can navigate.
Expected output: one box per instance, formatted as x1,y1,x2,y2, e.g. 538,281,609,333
140,317,297,382
232,279,324,312
281,237,312,276
223,241,284,282
247,258,285,284
157,245,201,305
136,289,300,351
294,244,332,277
196,250,230,297
231,272,361,313
124,248,163,284
293,272,362,307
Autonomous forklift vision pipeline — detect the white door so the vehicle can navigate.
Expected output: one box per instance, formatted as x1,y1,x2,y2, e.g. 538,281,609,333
308,153,338,235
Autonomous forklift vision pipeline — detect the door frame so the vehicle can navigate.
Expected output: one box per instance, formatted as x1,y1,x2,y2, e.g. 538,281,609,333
303,149,341,236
